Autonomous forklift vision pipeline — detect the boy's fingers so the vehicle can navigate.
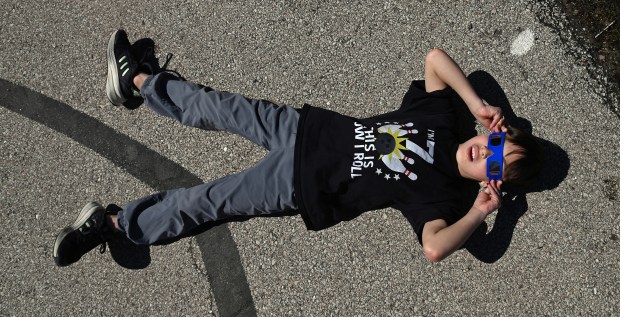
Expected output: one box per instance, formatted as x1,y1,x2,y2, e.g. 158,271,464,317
497,115,505,126
487,180,500,197
489,115,503,131
494,114,502,125
490,181,503,206
493,115,506,131
492,180,502,192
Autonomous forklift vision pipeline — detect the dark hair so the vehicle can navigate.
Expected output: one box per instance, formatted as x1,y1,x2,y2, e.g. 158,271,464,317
503,126,544,186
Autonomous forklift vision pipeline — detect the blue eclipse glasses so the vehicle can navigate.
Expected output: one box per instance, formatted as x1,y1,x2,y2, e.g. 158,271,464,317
486,132,506,181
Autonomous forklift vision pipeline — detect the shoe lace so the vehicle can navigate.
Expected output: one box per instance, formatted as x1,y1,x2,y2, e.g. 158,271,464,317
161,52,173,69
160,52,186,80
94,222,108,254
78,218,107,254
137,47,186,80
98,236,107,254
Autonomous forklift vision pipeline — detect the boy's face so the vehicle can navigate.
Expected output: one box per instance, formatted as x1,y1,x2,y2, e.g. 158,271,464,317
456,133,522,182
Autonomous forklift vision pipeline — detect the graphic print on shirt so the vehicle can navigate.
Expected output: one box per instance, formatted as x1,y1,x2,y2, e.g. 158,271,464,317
351,121,435,180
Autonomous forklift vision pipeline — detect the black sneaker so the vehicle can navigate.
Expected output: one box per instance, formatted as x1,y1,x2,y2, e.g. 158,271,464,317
106,29,142,108
53,202,109,267
120,38,157,110
131,38,162,75
132,40,182,80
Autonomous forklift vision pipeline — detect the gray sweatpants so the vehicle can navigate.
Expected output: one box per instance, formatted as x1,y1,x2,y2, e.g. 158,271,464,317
117,73,299,244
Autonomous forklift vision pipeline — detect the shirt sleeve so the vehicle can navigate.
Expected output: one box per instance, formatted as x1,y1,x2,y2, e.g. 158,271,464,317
399,80,454,113
398,203,463,245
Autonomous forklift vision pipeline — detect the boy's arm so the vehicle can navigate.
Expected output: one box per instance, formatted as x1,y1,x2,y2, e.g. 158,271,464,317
424,48,503,131
421,180,503,262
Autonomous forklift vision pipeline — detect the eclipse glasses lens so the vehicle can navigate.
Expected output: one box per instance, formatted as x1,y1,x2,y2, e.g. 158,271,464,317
486,132,506,180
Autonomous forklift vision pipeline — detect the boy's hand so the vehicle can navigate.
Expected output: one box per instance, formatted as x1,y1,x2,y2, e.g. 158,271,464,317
473,100,503,131
472,180,503,217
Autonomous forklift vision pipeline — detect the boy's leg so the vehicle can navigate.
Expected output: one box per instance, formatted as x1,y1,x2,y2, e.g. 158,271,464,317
117,145,296,245
105,29,298,151
54,30,301,266
117,75,302,244
140,72,299,151
53,144,296,265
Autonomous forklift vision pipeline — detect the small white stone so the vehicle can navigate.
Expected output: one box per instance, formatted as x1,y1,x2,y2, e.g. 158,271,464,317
511,29,535,56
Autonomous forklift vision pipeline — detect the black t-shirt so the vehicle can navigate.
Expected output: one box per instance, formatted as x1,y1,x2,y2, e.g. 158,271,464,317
293,80,467,243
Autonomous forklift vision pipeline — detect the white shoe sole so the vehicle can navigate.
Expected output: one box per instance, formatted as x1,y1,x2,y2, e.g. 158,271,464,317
105,30,126,106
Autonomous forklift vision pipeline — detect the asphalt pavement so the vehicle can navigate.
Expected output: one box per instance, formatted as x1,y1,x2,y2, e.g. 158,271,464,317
1,0,618,316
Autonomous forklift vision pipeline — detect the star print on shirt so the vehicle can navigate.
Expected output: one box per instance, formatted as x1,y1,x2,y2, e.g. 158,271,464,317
376,168,382,175
394,174,400,180
384,174,391,180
